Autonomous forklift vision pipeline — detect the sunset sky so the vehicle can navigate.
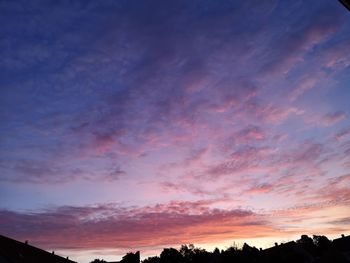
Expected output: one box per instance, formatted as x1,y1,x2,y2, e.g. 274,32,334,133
1,0,350,262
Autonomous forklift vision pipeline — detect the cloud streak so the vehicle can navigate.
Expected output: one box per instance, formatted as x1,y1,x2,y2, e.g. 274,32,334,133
0,201,276,250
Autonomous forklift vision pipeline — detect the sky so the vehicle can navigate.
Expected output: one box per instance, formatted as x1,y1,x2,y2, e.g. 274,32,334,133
0,0,350,262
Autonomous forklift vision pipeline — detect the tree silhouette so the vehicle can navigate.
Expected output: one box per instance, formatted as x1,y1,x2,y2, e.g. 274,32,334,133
87,234,350,263
160,248,184,263
296,234,316,255
90,259,107,263
142,256,161,263
121,251,140,263
313,235,331,250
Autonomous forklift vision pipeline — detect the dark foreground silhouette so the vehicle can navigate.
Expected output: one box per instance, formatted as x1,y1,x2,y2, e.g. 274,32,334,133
91,234,350,263
0,234,76,263
1,234,349,263
339,0,350,11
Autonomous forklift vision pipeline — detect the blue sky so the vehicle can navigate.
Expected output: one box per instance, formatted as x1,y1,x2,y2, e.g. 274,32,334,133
1,1,350,262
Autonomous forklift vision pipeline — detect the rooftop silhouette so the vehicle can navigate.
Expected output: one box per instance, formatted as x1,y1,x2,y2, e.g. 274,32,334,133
0,234,76,263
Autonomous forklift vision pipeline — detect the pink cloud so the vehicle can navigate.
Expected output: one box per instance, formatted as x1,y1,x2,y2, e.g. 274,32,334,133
182,148,209,166
0,201,277,250
333,127,350,141
318,40,350,70
295,173,350,206
230,125,266,144
240,102,304,125
259,13,342,77
302,112,346,129
283,141,324,164
289,76,318,101
321,111,346,126
206,146,275,178
245,183,274,195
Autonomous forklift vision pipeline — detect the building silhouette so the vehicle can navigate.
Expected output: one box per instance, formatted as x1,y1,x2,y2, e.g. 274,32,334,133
0,235,76,263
